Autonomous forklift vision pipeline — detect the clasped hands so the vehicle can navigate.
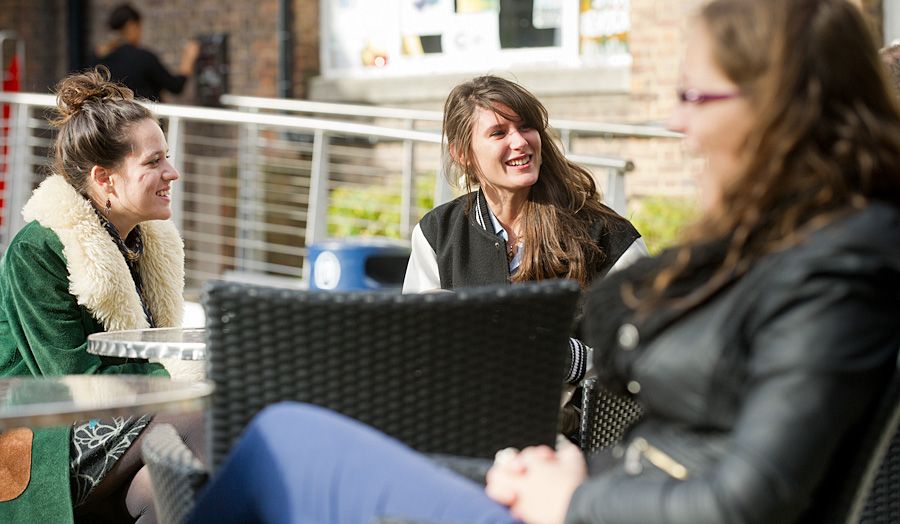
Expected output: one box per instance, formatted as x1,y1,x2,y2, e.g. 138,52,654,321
485,436,588,524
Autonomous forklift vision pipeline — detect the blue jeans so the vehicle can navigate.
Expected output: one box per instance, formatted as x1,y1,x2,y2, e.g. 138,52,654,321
189,402,521,524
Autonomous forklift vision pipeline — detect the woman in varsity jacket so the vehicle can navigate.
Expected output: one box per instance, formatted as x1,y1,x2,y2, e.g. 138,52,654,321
403,75,648,393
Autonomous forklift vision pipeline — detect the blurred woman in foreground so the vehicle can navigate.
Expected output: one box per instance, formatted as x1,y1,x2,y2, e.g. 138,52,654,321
189,1,900,522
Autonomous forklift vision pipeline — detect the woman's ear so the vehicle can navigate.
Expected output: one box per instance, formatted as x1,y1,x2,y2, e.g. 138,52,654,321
448,143,465,167
89,165,114,195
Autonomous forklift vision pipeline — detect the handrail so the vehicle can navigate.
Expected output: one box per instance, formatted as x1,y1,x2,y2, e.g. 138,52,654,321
0,91,638,171
552,119,682,139
221,94,442,122
219,94,682,139
0,91,642,280
0,92,441,144
12,92,681,141
567,154,634,172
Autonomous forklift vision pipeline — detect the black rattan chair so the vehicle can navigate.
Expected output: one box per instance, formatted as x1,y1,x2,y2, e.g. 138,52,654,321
578,377,644,454
141,423,208,524
800,353,900,524
144,279,581,523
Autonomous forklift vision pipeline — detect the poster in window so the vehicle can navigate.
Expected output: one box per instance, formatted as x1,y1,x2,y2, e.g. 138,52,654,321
456,0,499,14
580,0,629,57
533,0,562,29
400,0,453,56
400,0,453,34
442,11,501,56
326,0,400,69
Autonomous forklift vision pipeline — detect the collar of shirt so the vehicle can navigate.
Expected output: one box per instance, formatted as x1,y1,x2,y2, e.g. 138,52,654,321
484,193,523,273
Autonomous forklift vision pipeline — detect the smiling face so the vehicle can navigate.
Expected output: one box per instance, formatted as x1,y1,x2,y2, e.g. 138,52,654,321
107,118,179,234
467,103,542,199
668,23,755,212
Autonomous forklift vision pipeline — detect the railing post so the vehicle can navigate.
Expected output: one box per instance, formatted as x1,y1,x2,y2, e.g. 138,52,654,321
433,163,454,208
7,103,30,239
560,128,572,154
236,115,265,272
400,120,415,237
1,103,18,250
167,116,185,231
304,128,330,275
606,167,627,216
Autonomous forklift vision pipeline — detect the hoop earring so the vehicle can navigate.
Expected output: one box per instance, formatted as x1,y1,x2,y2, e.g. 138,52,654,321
105,198,111,215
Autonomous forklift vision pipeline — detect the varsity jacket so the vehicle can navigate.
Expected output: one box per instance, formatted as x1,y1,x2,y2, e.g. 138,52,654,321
403,190,647,383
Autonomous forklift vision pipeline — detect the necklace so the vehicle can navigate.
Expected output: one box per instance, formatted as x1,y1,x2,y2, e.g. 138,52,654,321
506,235,523,262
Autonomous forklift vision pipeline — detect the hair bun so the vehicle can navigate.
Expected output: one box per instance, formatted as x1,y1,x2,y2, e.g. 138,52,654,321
51,66,135,126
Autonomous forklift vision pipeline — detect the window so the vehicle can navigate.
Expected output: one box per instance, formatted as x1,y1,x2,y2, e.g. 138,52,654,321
321,0,630,78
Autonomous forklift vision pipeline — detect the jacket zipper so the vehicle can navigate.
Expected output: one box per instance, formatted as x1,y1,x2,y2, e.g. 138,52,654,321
623,437,689,480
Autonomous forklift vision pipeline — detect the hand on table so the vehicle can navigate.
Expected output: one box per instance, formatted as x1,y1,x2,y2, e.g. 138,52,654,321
485,437,588,524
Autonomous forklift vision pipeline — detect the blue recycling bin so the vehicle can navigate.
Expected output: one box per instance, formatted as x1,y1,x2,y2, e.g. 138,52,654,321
307,237,411,291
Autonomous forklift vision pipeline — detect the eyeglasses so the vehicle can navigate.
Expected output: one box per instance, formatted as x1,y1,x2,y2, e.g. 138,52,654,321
677,88,741,105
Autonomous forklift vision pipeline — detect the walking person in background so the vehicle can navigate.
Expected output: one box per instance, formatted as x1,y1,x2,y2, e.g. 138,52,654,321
186,0,900,522
0,67,203,523
93,2,199,102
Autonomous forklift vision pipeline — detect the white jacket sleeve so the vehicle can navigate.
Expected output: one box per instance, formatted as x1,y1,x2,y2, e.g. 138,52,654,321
608,237,649,275
402,224,442,294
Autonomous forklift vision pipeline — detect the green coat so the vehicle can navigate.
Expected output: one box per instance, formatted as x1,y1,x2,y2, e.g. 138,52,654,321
0,174,185,522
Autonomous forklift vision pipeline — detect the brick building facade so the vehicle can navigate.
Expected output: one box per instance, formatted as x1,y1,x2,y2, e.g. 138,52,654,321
0,0,890,200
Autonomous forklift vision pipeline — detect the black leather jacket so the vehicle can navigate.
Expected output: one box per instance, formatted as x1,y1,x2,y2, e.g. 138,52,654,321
567,203,900,524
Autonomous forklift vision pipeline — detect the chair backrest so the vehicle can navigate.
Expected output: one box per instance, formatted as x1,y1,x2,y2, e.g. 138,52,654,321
801,353,900,524
201,279,581,469
141,423,208,524
579,377,644,454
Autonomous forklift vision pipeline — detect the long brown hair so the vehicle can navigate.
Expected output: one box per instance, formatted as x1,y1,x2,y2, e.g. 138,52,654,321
636,0,900,311
442,75,621,286
49,66,154,196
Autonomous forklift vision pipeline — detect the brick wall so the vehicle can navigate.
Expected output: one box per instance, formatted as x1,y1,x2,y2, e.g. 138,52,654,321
294,0,320,98
535,0,886,200
534,0,702,200
0,0,67,93
86,0,319,101
0,0,887,202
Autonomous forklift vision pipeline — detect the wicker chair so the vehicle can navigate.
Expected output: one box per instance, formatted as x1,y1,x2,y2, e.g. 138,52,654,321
141,423,208,524
800,354,900,524
143,279,581,523
578,377,644,454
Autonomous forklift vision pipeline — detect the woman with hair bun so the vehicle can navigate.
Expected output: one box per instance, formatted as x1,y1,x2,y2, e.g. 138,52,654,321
0,67,202,523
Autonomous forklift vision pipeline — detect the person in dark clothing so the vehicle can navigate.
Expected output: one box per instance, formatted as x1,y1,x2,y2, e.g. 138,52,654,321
93,3,199,102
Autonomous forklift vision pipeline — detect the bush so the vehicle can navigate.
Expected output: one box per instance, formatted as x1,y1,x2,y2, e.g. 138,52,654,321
327,175,436,238
328,179,696,256
627,196,698,255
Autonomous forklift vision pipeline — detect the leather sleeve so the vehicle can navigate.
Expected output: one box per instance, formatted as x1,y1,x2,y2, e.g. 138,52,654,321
565,249,900,524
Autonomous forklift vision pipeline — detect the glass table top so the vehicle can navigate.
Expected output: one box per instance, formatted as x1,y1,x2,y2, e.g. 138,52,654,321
0,375,213,430
88,327,207,360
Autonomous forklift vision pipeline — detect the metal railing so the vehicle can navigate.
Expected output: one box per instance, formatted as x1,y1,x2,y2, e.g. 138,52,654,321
0,92,637,291
219,94,682,148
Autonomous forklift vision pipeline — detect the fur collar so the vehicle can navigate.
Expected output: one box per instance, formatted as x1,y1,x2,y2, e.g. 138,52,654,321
21,174,184,331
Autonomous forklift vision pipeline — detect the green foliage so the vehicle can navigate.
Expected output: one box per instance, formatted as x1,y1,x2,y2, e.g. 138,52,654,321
627,196,698,255
327,175,436,238
327,179,696,255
